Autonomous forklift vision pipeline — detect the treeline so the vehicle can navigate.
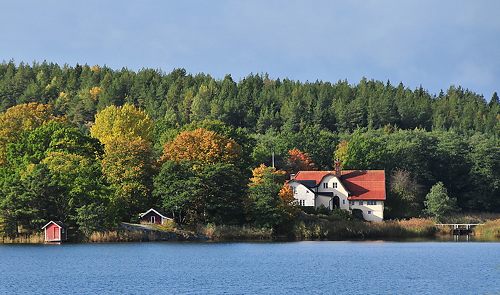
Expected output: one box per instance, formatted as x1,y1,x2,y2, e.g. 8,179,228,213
0,61,499,238
0,61,498,135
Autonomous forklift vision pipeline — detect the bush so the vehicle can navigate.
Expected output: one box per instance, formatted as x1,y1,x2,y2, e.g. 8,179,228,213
352,209,365,221
328,209,353,221
316,205,330,215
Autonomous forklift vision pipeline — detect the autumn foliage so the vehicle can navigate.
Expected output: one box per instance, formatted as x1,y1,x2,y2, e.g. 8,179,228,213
0,103,61,164
279,184,294,205
334,140,349,166
249,164,286,186
286,148,316,173
91,104,155,220
102,138,153,185
161,128,242,165
90,103,153,145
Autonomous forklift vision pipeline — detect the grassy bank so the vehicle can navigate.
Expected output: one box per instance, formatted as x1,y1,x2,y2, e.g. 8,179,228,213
293,214,436,240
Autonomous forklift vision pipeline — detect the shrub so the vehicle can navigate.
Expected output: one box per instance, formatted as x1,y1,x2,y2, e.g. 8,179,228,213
352,209,365,221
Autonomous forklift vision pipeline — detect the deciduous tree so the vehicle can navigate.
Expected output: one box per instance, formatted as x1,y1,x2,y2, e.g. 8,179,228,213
424,182,459,219
286,148,316,173
161,128,241,166
0,103,60,164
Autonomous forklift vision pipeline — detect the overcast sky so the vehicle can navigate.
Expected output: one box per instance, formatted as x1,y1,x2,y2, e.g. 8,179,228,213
1,0,499,98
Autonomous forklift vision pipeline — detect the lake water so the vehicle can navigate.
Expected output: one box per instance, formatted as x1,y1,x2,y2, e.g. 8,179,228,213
0,241,499,294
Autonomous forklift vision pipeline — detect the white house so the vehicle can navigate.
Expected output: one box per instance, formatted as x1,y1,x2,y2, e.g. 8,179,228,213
287,163,386,222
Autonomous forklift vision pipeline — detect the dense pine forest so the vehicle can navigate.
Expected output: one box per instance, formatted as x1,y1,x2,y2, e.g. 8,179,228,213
0,61,499,238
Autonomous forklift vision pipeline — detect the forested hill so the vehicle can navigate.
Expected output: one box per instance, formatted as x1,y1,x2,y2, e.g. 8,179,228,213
0,61,498,136
0,61,499,238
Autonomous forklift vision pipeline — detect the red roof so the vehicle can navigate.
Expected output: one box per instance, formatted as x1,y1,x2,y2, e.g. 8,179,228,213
292,170,386,200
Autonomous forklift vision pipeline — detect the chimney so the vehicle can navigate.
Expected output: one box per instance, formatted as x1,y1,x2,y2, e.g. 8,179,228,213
290,173,296,180
334,159,341,177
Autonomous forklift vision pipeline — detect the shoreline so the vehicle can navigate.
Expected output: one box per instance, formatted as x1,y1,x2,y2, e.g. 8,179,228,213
3,218,499,244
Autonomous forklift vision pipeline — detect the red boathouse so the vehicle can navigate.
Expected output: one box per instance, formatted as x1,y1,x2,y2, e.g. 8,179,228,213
42,221,67,243
139,208,172,225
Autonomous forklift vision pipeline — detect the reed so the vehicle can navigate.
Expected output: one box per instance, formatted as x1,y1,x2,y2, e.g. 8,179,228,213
293,215,437,240
474,219,500,240
199,224,273,241
0,233,44,244
88,230,175,242
441,213,500,224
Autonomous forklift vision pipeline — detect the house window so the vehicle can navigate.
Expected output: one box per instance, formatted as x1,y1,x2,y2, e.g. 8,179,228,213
368,211,372,214
342,200,345,204
333,183,338,188
293,187,297,194
298,200,305,206
349,201,355,206
323,183,328,188
359,201,364,205
367,201,377,205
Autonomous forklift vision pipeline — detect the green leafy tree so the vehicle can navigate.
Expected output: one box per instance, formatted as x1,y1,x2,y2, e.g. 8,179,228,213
424,182,459,219
246,165,291,229
154,161,246,224
388,169,425,218
0,122,112,236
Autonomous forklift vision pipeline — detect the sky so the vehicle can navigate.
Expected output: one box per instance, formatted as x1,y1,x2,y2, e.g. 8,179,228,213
1,0,499,98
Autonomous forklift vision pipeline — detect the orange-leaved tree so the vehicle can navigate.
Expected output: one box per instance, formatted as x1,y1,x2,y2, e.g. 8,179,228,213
278,184,295,205
161,128,241,165
286,148,316,173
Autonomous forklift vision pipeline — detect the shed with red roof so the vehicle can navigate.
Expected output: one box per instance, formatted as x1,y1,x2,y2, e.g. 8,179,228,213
42,221,67,243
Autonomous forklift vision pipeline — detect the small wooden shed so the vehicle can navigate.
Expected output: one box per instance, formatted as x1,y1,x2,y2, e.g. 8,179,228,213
139,208,172,225
42,221,67,243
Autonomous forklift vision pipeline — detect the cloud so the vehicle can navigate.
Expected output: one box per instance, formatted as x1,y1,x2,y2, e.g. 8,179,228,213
1,0,498,96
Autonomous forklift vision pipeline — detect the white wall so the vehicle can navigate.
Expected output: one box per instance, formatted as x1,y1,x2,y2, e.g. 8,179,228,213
316,175,349,210
349,200,384,222
289,182,315,207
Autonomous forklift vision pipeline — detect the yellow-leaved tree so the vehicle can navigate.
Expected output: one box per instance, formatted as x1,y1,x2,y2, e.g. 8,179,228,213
90,104,155,220
0,103,61,165
90,104,153,145
249,163,286,186
334,140,349,166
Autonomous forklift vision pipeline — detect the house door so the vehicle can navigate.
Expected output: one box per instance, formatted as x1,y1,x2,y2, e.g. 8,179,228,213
332,196,340,209
151,216,156,224
53,227,59,240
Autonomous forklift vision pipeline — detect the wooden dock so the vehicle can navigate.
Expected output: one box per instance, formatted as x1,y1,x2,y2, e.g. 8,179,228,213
435,223,484,235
